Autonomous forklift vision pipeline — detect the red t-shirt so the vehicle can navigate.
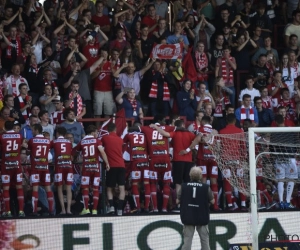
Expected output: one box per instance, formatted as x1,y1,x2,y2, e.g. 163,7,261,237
123,132,148,166
267,83,288,104
83,43,100,69
53,136,73,168
28,135,51,171
101,132,125,168
278,98,297,122
140,125,174,160
142,15,157,36
73,135,102,171
92,15,110,27
0,131,22,169
271,118,295,127
219,124,246,161
94,61,112,92
169,130,196,162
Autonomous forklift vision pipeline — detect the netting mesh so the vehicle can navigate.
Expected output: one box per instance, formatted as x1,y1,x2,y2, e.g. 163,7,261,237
209,131,300,196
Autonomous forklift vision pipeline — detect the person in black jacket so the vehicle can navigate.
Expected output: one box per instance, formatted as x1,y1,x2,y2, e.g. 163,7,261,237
179,166,214,250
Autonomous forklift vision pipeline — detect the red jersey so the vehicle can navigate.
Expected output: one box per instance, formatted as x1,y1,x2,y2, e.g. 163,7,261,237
101,133,125,168
219,124,246,160
51,110,65,125
141,16,157,36
83,43,100,69
53,136,73,168
271,118,295,127
94,61,112,92
123,132,148,167
73,135,102,172
278,98,297,122
140,125,174,160
267,83,287,105
197,124,215,160
169,130,196,162
28,135,51,171
91,15,110,27
0,131,22,169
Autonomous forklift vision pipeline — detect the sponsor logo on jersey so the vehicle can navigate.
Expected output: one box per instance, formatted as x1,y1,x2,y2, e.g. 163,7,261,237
82,139,96,145
34,158,47,162
152,141,165,145
5,152,19,157
133,154,147,159
137,162,149,167
154,163,168,168
85,164,98,169
58,161,72,165
54,139,70,143
3,134,21,138
35,165,48,170
84,158,96,162
153,150,167,155
58,155,71,159
132,146,146,151
33,139,49,143
187,183,203,187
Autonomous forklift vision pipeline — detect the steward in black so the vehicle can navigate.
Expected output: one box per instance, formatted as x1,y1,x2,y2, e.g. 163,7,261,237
180,182,213,226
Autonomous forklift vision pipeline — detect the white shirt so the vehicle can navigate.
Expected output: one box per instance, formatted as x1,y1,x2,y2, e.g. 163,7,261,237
5,75,29,97
239,88,260,106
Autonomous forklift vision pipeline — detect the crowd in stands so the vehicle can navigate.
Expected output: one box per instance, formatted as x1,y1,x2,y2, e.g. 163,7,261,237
1,0,300,217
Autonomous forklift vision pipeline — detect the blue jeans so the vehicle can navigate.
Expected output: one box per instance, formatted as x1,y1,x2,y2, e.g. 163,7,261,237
228,86,236,107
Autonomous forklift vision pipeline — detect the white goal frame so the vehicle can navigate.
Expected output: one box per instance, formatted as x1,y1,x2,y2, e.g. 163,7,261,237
248,127,300,250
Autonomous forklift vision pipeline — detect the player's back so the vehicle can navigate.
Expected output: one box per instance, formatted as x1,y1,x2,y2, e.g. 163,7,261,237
124,132,148,162
53,137,73,167
141,126,171,159
78,135,101,162
0,131,22,166
28,135,51,169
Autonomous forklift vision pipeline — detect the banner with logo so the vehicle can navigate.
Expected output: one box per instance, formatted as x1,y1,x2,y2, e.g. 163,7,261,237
150,43,183,60
1,212,300,249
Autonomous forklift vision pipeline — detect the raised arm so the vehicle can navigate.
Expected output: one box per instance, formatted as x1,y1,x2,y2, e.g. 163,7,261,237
140,58,156,76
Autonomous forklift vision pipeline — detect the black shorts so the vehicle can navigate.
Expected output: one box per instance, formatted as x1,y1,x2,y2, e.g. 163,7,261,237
172,161,194,184
106,167,126,187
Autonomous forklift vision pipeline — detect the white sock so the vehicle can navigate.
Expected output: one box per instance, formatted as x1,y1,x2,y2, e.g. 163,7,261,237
286,182,295,203
278,182,284,202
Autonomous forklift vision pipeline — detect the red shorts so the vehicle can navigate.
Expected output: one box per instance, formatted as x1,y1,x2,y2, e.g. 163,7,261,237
131,161,150,182
54,166,73,186
149,159,172,183
197,159,218,178
81,171,100,189
30,170,51,186
1,167,23,187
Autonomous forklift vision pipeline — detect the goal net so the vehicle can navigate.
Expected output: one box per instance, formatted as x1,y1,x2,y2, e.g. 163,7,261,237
209,127,300,250
209,129,300,197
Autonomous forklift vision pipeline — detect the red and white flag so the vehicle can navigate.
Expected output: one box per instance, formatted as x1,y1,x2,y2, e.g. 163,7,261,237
98,108,127,139
150,43,183,60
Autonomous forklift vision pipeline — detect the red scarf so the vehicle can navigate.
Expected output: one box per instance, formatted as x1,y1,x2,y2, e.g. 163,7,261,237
214,93,230,117
10,75,25,97
221,57,233,82
240,105,254,124
128,98,138,116
45,80,57,88
31,64,39,75
51,109,65,125
195,51,208,81
57,36,68,51
18,95,31,119
6,37,21,59
69,92,83,116
262,96,273,109
149,71,170,101
192,121,201,134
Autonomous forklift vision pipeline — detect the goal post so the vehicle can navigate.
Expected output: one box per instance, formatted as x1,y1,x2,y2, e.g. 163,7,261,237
249,127,300,250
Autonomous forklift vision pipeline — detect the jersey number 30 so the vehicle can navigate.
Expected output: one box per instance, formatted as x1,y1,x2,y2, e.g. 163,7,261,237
83,145,95,157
